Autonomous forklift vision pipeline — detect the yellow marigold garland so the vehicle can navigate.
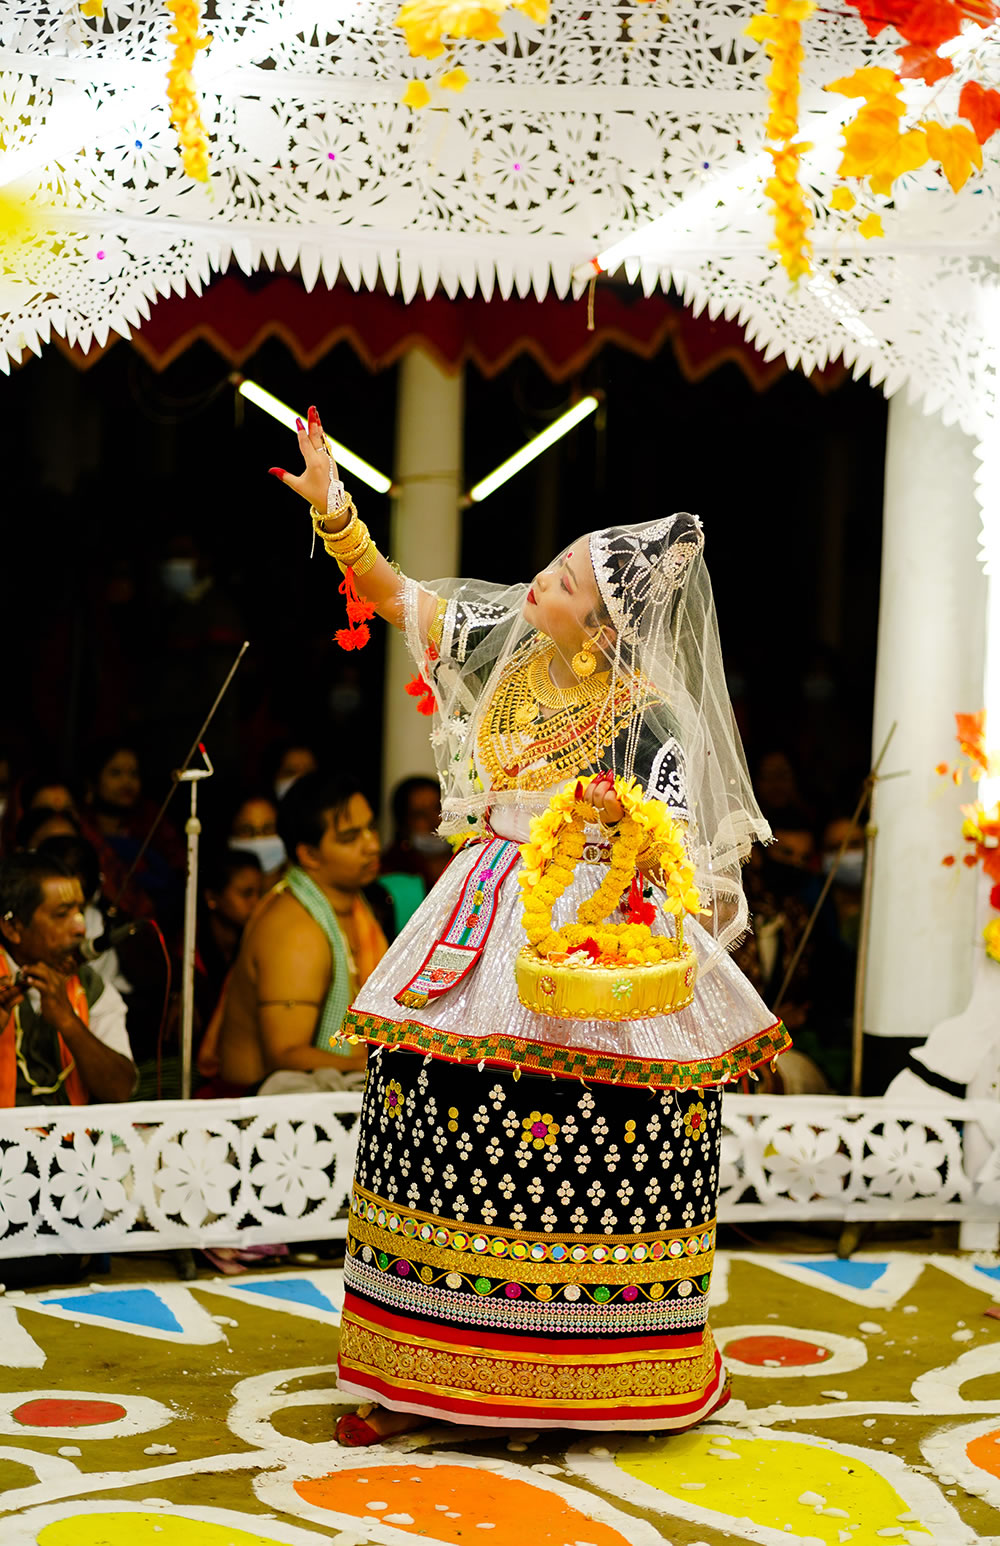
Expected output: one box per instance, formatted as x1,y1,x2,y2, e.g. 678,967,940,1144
518,777,702,963
745,0,816,282
394,0,547,100
165,0,211,183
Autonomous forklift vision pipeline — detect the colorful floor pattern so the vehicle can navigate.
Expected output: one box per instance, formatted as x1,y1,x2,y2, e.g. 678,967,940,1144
1,1246,999,1544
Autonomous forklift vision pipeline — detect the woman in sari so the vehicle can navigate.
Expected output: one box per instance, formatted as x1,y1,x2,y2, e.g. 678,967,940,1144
270,406,789,1442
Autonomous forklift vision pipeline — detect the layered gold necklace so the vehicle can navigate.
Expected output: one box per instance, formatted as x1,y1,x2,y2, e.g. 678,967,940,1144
478,641,640,792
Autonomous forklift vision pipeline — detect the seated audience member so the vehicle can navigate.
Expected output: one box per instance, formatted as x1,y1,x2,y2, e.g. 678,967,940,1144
0,853,136,1106
37,833,131,997
229,791,286,889
821,814,866,951
218,773,386,1095
16,805,81,850
83,740,183,912
2,772,81,855
267,740,319,802
193,847,263,1085
381,776,450,919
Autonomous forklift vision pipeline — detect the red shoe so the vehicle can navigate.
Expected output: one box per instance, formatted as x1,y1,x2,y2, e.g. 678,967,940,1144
335,1411,381,1447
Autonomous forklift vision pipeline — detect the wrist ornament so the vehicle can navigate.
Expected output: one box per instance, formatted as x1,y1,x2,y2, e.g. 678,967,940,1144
310,496,357,537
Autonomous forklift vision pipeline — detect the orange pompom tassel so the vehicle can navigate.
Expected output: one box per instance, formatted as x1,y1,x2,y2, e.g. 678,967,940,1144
405,673,437,716
334,567,376,652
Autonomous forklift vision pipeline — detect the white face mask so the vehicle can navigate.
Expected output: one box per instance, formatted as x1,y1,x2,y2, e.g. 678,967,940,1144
410,831,450,856
229,834,286,872
821,848,865,888
274,775,300,803
160,557,199,600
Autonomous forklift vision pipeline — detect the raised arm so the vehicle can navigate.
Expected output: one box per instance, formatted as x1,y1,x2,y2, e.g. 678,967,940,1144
269,404,434,635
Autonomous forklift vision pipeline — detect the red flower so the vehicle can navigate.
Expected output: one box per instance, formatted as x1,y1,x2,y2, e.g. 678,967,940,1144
990,882,1000,910
568,937,602,962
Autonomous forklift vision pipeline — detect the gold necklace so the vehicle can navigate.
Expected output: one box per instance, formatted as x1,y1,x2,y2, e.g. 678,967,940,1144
478,643,641,792
525,646,610,711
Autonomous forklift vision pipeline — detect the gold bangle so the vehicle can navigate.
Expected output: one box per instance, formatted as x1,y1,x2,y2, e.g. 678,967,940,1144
350,539,379,577
310,497,357,536
323,523,371,565
320,513,366,552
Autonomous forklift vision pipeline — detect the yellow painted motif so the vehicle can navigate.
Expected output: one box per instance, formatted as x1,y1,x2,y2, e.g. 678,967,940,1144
615,1432,932,1543
40,1516,293,1545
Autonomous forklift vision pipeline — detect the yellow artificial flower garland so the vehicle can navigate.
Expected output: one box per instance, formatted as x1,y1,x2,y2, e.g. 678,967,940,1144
165,0,212,183
518,777,702,963
745,0,815,282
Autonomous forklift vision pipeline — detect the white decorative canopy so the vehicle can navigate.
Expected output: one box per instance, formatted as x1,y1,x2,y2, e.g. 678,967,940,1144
1,0,999,470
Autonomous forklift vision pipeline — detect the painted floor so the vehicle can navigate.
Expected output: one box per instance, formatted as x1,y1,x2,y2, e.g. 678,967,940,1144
0,1241,999,1545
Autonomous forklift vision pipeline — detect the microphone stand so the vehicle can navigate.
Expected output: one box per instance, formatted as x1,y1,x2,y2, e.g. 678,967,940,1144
177,744,214,1101
109,640,250,1101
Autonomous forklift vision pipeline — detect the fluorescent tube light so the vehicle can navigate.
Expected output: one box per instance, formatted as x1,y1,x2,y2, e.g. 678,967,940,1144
467,395,600,504
236,377,393,494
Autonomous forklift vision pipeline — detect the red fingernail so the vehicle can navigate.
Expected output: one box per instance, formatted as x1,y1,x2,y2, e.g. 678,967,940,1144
268,467,286,480
295,417,305,432
308,404,317,418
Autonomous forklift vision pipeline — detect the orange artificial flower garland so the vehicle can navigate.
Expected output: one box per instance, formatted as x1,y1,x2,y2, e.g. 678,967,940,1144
165,0,212,182
745,0,816,282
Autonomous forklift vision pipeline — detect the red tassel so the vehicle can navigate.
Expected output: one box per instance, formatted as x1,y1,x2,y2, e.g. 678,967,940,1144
405,674,437,716
568,936,602,962
334,567,376,652
625,875,657,927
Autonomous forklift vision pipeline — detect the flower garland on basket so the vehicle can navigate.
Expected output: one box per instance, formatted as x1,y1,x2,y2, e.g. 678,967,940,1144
745,0,817,282
515,776,704,1022
937,710,1000,962
165,0,211,182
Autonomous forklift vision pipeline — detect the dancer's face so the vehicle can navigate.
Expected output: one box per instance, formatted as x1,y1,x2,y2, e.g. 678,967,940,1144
522,540,606,659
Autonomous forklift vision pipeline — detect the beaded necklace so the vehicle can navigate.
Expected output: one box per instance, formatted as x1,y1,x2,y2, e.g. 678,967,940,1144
477,640,640,791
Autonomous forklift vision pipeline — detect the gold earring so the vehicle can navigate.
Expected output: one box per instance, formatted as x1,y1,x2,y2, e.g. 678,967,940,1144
572,637,597,678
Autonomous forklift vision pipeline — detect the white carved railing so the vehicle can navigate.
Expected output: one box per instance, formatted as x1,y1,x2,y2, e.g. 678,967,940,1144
0,1093,996,1258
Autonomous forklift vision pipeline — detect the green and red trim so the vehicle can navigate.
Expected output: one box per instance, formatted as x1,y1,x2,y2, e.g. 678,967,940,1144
342,1008,791,1091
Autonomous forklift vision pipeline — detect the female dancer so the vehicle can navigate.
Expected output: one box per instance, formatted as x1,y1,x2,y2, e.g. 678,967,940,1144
270,406,789,1442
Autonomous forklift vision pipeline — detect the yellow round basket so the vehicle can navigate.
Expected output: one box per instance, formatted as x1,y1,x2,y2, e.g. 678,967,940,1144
515,777,702,1022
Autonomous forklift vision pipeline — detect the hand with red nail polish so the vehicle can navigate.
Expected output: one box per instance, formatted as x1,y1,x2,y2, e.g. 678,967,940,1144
265,402,341,513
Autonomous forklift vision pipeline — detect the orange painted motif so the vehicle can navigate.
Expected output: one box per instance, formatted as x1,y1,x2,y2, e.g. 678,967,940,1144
295,1463,634,1546
967,1428,1000,1480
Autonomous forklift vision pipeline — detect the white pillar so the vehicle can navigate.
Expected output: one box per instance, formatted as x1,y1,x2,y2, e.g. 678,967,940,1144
381,348,463,825
865,397,986,1042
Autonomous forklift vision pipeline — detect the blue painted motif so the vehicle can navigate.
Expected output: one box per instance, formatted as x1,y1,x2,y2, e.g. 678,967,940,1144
787,1259,888,1292
236,1279,339,1313
42,1288,184,1334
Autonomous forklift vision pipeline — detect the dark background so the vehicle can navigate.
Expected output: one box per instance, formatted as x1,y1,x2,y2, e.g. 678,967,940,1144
3,281,887,828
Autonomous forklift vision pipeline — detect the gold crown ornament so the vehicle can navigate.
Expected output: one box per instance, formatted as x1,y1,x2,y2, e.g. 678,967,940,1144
515,777,703,1021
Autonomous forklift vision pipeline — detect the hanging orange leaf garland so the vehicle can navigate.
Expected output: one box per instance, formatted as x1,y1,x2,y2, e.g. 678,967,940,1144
745,0,817,282
827,65,983,205
165,0,212,182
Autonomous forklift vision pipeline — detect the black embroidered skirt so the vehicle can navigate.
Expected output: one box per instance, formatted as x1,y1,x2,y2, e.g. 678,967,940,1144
338,1049,729,1430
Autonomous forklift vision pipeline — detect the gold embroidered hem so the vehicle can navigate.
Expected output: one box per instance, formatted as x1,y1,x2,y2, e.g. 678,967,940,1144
342,1007,791,1090
339,1309,721,1410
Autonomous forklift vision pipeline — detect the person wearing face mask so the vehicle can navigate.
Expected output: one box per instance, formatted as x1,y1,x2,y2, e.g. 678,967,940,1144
379,775,451,929
217,771,387,1097
228,793,287,887
267,741,320,804
820,815,866,950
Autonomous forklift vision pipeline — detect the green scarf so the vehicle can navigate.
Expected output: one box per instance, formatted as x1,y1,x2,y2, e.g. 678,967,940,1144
283,866,354,1055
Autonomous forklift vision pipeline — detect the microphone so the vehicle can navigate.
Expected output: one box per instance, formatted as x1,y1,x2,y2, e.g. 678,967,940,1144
78,921,143,962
